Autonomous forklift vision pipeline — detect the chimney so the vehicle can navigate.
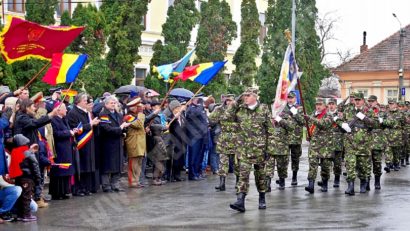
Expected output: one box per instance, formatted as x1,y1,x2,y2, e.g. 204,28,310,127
360,31,368,53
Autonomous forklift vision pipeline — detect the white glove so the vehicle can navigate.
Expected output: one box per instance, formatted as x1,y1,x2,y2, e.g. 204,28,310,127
379,117,383,123
333,116,339,122
356,112,366,120
290,107,298,115
341,123,351,133
275,116,282,122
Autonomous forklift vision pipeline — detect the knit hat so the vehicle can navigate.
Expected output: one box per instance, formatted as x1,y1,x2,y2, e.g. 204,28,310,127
169,100,181,111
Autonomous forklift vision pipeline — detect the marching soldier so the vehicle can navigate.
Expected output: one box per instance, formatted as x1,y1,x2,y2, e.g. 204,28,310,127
385,99,404,171
304,98,333,194
227,88,273,212
398,101,409,167
379,104,394,173
367,95,385,190
209,94,238,191
265,101,295,191
334,92,375,195
283,92,304,186
327,98,344,188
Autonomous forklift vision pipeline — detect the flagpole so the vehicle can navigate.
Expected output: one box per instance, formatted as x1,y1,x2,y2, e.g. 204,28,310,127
159,80,177,109
57,82,74,110
285,29,311,139
24,61,50,89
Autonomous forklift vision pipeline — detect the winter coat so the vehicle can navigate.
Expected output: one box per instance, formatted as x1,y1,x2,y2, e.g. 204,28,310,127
185,104,209,146
14,112,51,145
125,113,146,158
0,114,9,175
67,105,96,173
98,107,124,174
50,116,74,177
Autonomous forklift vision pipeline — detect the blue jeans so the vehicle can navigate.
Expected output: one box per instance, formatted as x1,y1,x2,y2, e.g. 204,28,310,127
188,138,205,179
0,186,22,214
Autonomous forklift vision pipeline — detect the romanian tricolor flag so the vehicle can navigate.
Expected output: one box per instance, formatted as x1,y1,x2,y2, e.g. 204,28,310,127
123,115,137,123
53,163,72,169
0,16,84,64
174,61,227,85
42,53,88,85
76,122,83,135
99,115,111,123
77,130,93,150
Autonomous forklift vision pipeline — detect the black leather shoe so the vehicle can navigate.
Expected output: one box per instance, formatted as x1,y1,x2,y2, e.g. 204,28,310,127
113,188,125,192
73,192,85,197
103,189,113,193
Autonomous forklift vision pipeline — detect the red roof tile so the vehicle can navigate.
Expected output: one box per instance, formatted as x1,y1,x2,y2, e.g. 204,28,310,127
334,24,410,72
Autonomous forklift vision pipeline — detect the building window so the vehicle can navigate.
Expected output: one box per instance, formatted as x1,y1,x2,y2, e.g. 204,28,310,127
141,15,146,30
258,13,266,45
356,89,368,99
387,89,398,102
56,0,71,17
7,0,25,13
135,68,147,86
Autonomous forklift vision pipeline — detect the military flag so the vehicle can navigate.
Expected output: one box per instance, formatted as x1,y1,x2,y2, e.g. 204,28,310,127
272,45,302,118
0,16,84,64
152,48,195,82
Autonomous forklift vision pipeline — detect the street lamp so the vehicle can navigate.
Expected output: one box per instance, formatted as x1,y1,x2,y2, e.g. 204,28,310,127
393,13,405,101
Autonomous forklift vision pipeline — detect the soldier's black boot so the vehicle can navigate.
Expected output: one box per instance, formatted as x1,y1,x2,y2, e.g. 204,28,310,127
394,163,400,171
258,192,266,210
333,175,340,188
375,176,381,190
320,179,328,192
317,181,323,187
360,179,367,193
305,180,315,194
230,193,246,212
406,155,410,165
384,164,391,173
291,171,298,186
276,178,285,190
366,177,371,191
266,177,272,193
401,159,406,167
215,176,226,191
345,181,355,196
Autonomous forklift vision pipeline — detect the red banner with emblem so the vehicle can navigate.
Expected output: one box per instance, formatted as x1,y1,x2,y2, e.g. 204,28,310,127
0,16,84,64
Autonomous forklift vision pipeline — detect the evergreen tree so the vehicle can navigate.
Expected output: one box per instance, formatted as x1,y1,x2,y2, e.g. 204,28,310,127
25,0,58,24
104,0,149,88
60,11,72,26
68,4,109,97
256,0,328,112
229,0,261,95
144,40,167,95
148,0,200,94
0,24,15,89
195,0,237,98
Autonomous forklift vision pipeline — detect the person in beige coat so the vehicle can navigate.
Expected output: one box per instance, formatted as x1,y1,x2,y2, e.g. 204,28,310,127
125,97,146,188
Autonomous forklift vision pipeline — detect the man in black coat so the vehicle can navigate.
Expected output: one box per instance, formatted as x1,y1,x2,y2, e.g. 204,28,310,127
98,96,130,192
185,97,209,181
67,93,100,196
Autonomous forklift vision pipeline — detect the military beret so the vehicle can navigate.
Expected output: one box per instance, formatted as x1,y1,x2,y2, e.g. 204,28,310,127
243,87,259,96
49,87,62,94
368,95,377,101
327,98,337,104
127,97,142,107
288,91,296,98
354,92,364,99
30,92,45,104
315,98,325,104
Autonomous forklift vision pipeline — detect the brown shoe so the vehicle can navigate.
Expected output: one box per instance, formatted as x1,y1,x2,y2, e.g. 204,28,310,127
36,198,49,208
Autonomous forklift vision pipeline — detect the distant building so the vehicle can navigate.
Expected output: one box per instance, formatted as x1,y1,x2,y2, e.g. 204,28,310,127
1,0,268,86
334,27,410,104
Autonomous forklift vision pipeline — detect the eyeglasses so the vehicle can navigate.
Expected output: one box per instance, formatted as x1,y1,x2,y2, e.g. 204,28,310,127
354,99,361,101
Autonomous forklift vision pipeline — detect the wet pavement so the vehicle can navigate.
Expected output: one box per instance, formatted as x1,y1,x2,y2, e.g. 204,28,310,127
5,144,410,230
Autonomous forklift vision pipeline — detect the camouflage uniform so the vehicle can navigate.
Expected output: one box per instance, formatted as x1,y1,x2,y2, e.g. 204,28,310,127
209,103,239,177
368,104,385,178
226,97,273,194
384,106,405,169
265,111,295,190
283,98,304,178
400,103,410,166
336,94,375,186
378,108,393,168
327,107,344,180
306,108,334,182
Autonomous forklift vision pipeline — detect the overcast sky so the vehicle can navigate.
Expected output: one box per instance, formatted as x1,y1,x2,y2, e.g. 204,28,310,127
316,0,410,67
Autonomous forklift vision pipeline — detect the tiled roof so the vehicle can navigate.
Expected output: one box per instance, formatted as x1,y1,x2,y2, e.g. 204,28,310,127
334,24,410,72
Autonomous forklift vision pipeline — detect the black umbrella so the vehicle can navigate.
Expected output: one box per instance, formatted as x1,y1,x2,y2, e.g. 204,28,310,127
169,88,194,99
114,85,146,95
